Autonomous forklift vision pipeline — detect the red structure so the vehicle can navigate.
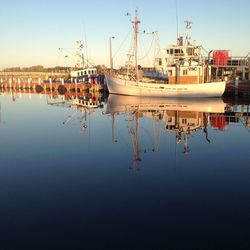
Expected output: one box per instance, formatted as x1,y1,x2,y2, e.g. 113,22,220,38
213,50,229,66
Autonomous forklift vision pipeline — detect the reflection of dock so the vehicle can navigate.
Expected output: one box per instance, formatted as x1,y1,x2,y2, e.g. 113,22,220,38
0,90,106,136
225,83,250,97
0,88,103,111
224,102,250,128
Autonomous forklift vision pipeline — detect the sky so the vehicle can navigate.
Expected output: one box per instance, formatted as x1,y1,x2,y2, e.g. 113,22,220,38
0,0,250,70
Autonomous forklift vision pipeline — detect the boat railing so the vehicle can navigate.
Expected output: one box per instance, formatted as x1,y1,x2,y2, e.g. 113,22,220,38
202,56,249,67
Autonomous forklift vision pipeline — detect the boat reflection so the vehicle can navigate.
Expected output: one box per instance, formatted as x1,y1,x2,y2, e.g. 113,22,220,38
106,94,226,167
46,94,105,133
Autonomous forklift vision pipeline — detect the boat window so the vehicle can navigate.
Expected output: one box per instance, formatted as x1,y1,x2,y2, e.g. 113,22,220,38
174,49,184,55
187,48,194,56
183,69,188,75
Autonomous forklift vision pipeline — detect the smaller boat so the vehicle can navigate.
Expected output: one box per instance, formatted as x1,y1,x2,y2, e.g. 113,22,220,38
60,41,104,84
70,66,99,83
105,10,226,98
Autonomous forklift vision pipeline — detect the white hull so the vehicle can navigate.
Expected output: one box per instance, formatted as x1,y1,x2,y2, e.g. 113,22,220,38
106,94,226,114
105,75,226,98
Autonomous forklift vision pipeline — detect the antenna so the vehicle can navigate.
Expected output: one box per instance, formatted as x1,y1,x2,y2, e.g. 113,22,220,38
83,24,89,67
184,20,192,45
175,0,179,44
76,40,84,68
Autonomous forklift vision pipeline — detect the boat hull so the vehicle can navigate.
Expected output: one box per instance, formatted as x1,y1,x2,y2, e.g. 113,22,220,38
105,76,226,98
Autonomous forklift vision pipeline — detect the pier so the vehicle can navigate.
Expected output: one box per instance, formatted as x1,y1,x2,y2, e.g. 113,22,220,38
208,51,250,97
0,77,107,96
224,81,250,97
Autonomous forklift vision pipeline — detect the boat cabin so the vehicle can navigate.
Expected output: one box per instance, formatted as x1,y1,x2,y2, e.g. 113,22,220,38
165,44,201,66
166,65,211,84
70,67,97,78
152,39,211,84
142,66,168,80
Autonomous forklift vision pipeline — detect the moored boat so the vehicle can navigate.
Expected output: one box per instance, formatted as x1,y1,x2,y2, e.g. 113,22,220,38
106,75,225,97
105,10,226,98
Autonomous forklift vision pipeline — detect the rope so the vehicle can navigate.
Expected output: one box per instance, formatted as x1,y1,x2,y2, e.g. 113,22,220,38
113,28,133,59
138,34,155,61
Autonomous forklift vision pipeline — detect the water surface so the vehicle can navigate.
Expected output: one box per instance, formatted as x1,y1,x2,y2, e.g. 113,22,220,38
0,93,250,249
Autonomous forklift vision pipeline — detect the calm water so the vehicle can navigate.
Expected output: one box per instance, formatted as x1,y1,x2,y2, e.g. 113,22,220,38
0,93,250,249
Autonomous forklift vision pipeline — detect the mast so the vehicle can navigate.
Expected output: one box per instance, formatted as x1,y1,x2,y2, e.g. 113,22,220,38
84,27,89,67
175,0,179,45
76,40,85,69
132,9,140,82
135,111,140,161
112,112,115,143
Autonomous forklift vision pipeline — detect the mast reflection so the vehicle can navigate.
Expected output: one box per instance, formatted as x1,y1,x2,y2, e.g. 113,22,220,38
106,94,226,167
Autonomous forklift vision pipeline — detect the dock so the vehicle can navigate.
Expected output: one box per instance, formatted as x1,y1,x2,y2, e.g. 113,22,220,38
1,73,250,98
224,81,250,97
0,77,107,96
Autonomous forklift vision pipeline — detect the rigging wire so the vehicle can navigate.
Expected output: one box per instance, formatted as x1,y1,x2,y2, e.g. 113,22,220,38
113,28,133,59
138,33,155,61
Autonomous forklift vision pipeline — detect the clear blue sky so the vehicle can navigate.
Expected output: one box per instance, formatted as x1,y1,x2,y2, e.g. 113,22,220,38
0,0,250,69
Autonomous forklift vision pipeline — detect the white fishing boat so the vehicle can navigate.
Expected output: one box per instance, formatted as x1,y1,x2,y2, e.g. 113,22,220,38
106,75,226,98
105,11,226,98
